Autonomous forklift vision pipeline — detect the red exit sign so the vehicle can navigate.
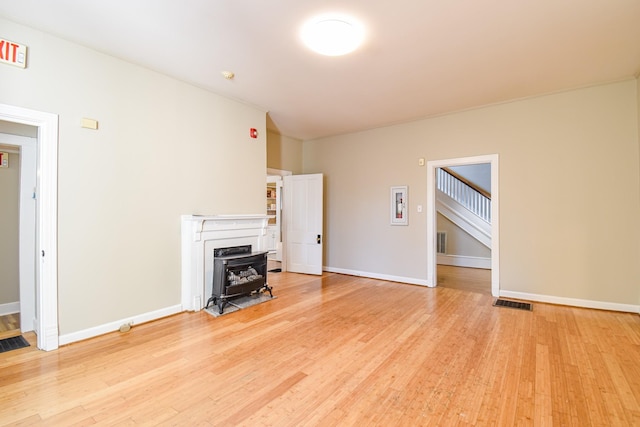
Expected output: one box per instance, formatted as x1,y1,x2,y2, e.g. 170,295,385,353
0,38,27,68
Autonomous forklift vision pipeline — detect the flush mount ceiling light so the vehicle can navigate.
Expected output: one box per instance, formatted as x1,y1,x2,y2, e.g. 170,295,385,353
301,14,364,56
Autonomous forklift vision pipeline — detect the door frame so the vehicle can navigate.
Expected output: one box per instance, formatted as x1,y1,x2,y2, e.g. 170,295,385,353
426,154,500,296
0,103,59,351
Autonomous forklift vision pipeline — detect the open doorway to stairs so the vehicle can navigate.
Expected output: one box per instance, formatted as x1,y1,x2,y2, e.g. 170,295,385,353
0,103,59,351
426,154,500,297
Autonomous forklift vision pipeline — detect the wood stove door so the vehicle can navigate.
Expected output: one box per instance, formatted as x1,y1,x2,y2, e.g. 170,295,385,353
220,253,267,297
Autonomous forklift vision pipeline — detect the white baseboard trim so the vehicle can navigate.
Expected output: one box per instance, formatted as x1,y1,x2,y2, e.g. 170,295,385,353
437,254,491,269
323,267,639,314
499,290,640,314
0,301,19,316
323,266,429,287
59,304,183,346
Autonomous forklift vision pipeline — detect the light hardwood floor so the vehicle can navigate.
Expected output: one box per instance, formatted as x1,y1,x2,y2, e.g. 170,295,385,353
0,313,20,340
1,272,639,426
437,264,492,295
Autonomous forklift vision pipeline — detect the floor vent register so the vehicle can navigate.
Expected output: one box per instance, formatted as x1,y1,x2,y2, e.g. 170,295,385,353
493,299,533,311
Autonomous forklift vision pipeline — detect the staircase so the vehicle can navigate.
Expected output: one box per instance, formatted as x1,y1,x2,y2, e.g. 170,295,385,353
436,168,491,249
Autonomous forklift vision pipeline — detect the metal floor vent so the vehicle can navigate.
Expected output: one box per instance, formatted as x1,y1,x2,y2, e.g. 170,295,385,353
0,335,30,353
493,299,533,311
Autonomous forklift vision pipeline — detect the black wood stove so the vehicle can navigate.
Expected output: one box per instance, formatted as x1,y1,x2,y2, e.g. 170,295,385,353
205,245,272,314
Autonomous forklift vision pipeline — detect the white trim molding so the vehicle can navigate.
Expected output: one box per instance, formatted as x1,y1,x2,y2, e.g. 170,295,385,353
500,290,640,314
59,305,182,346
0,103,58,351
0,302,20,316
437,254,491,269
323,266,429,287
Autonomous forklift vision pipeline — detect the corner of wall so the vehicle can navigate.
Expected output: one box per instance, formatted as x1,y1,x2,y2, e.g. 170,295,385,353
637,74,640,307
266,130,303,174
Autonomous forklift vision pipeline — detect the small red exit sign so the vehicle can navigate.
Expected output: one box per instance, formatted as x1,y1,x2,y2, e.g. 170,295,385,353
0,38,27,68
0,152,9,168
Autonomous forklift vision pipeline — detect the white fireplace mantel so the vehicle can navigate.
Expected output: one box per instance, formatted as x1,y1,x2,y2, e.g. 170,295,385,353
181,215,270,311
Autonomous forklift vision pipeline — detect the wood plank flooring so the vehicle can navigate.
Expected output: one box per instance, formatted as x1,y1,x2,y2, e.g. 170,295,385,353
1,272,639,426
0,313,20,340
437,264,492,295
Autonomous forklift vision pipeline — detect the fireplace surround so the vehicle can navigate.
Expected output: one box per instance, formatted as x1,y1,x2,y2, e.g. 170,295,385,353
181,215,271,311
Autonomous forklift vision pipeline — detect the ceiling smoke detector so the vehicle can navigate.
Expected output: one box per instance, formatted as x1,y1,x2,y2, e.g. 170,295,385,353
301,14,364,56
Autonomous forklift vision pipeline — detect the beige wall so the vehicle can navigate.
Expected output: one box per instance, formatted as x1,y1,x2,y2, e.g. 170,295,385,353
437,213,491,258
304,80,640,306
267,130,303,173
0,152,20,305
0,19,267,335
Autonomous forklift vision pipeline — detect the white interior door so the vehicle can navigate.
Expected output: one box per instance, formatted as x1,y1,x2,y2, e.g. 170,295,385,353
284,174,323,275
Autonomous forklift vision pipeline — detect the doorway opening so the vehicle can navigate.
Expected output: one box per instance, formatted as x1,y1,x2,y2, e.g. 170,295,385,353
426,154,500,296
0,103,59,351
265,169,325,276
267,168,291,273
0,130,36,340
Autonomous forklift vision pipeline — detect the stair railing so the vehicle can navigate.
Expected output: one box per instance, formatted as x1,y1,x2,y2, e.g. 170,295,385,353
437,167,491,223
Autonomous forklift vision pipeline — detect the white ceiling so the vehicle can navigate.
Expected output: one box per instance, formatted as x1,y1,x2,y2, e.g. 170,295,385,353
1,1,639,140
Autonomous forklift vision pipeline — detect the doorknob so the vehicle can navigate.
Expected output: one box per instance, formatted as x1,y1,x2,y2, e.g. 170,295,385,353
317,234,321,244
